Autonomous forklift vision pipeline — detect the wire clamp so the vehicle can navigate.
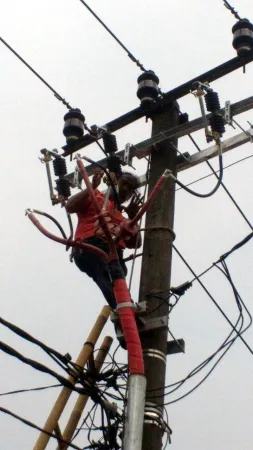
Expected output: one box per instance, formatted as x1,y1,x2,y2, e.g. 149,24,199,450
116,302,135,311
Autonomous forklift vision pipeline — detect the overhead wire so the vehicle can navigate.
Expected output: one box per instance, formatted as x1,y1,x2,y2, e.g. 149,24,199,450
0,384,60,397
173,144,224,197
223,0,241,20
176,153,253,192
78,0,146,72
0,406,83,450
173,244,253,355
0,37,72,109
147,261,250,404
188,134,253,230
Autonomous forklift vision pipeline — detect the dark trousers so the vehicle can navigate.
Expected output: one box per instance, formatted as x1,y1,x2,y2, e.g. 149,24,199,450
74,237,127,309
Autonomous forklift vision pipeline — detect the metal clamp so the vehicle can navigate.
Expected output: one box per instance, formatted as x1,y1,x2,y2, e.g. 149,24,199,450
116,302,135,311
143,348,167,364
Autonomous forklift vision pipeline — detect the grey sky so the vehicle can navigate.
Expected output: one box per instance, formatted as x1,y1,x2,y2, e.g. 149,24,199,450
0,0,253,449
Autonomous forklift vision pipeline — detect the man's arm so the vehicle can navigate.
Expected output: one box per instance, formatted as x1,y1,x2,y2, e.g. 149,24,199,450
65,170,104,214
65,189,90,214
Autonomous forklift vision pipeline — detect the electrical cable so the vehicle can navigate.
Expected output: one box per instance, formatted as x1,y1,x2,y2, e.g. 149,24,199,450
0,316,81,377
0,406,83,450
174,150,223,197
188,134,253,230
80,155,121,210
0,340,93,395
78,0,146,72
176,153,253,192
173,244,253,355
0,384,60,397
0,37,72,109
33,209,68,239
223,1,241,20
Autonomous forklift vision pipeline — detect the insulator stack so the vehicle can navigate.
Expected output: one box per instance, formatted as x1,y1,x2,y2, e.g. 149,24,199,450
63,108,85,145
53,157,67,176
55,178,71,198
107,154,122,178
209,114,226,136
232,19,253,56
103,133,118,154
204,91,221,113
137,70,159,108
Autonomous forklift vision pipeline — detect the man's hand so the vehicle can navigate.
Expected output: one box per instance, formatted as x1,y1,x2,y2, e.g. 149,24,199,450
92,170,104,190
123,192,144,219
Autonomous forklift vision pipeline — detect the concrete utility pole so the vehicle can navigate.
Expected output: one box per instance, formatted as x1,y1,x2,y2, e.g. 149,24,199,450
138,104,179,450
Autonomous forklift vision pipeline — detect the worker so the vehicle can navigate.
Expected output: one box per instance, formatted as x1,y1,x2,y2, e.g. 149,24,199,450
65,170,143,309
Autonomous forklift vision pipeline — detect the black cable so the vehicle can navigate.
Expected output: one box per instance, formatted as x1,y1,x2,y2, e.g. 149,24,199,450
173,244,253,355
176,153,253,192
0,340,92,394
188,134,253,230
189,231,253,285
148,303,245,399
0,407,82,450
175,152,223,197
0,316,76,372
66,212,74,240
162,336,238,406
0,383,60,397
0,37,72,109
223,1,241,20
82,155,121,210
220,231,253,260
78,0,146,72
33,209,67,239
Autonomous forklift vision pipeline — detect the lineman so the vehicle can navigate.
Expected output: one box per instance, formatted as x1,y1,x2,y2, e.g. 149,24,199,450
65,171,142,309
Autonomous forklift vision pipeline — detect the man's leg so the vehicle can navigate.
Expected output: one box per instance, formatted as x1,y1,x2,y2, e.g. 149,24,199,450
74,242,117,309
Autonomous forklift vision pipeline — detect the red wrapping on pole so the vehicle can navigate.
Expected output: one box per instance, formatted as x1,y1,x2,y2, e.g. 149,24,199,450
113,279,144,375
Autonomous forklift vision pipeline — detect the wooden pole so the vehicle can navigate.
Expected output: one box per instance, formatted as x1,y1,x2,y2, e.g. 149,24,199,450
33,305,111,450
138,105,179,450
56,336,113,450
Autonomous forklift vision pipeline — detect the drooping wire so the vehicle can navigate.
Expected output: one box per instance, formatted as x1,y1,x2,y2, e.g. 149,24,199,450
174,145,223,198
223,1,241,20
172,244,253,355
0,407,82,450
33,209,68,239
78,0,146,72
0,384,60,397
188,134,253,230
147,264,250,404
0,37,72,109
176,153,253,193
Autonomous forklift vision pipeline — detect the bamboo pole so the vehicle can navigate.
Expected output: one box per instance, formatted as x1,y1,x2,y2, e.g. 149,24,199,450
56,336,113,450
33,305,111,450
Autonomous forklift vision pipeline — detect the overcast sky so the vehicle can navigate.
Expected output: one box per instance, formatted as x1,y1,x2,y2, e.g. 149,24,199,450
0,1,253,449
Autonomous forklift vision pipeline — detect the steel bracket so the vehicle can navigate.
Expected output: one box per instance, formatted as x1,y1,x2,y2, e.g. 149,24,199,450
224,100,232,124
113,312,168,343
167,338,185,354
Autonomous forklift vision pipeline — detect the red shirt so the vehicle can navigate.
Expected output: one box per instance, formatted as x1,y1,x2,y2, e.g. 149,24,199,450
75,189,126,247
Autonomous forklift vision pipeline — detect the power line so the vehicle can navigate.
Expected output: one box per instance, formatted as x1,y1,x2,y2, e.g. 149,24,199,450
0,36,72,109
0,384,60,397
176,153,253,192
0,406,83,450
172,244,253,355
188,134,253,230
223,1,241,20
78,0,146,72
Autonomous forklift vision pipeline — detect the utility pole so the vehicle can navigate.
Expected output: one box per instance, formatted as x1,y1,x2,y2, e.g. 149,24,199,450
138,104,179,450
